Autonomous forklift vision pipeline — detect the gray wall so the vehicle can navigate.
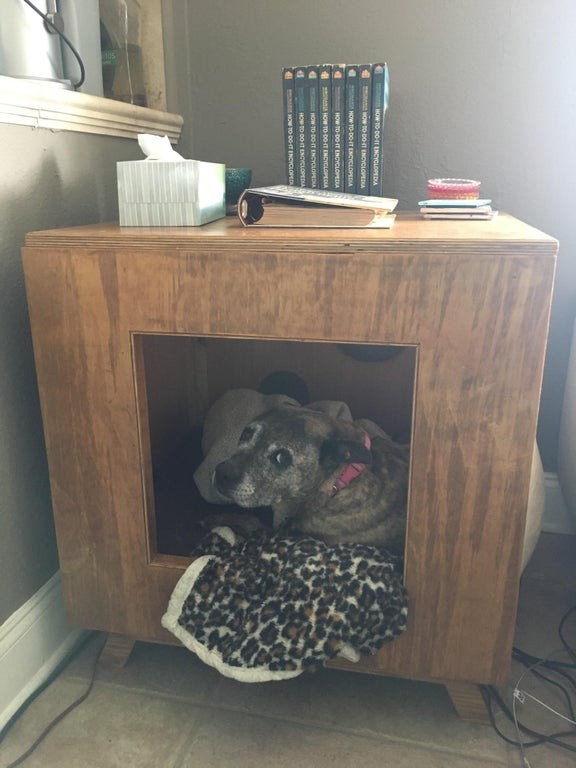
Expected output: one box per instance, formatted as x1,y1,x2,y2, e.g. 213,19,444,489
165,0,576,470
0,124,141,624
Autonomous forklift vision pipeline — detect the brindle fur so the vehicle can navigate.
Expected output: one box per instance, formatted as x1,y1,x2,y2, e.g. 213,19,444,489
213,405,408,554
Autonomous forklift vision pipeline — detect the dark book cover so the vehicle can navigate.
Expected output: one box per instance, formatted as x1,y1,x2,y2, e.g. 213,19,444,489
318,64,332,190
331,64,346,191
344,64,359,194
282,68,296,186
369,63,389,197
294,66,307,187
306,65,320,189
356,64,373,195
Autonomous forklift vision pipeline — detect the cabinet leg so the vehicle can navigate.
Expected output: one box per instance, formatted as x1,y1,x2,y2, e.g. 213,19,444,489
99,633,137,669
445,682,489,723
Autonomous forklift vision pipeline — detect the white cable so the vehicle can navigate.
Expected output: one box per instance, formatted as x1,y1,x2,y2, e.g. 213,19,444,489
514,688,576,726
512,686,531,767
511,647,576,767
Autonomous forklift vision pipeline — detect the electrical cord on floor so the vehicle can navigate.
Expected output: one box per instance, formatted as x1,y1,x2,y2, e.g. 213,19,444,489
512,647,576,720
19,0,86,89
559,605,576,665
0,633,105,768
481,604,576,766
1,607,573,765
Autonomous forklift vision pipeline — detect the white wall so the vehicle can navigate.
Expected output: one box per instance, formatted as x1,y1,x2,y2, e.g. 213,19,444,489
165,0,576,470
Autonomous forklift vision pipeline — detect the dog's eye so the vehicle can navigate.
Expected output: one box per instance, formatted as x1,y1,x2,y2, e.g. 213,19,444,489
239,426,256,444
270,449,292,470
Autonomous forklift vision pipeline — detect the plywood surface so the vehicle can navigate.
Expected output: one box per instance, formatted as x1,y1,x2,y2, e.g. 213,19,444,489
24,213,557,252
22,215,557,687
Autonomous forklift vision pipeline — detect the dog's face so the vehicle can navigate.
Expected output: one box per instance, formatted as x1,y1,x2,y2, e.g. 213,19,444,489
213,406,372,510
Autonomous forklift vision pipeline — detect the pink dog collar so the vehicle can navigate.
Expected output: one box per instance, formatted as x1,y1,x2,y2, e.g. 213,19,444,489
331,431,371,496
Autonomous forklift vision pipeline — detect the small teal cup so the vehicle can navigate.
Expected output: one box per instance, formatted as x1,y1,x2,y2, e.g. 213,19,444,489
225,167,252,206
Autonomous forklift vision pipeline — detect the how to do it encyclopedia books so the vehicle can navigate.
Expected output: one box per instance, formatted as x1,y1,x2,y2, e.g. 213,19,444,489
282,63,389,197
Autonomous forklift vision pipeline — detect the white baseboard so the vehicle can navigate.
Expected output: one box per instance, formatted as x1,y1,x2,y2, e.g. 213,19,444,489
0,572,88,732
543,472,576,535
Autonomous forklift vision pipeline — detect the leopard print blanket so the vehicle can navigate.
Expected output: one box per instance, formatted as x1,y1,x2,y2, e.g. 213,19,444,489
161,527,408,682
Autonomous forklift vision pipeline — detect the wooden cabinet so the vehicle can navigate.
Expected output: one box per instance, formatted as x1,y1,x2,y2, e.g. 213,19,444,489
22,215,557,719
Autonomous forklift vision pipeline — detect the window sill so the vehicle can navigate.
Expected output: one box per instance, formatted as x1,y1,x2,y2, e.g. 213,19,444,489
0,76,183,141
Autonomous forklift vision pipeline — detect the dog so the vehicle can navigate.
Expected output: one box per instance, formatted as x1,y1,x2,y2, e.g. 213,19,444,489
212,405,409,554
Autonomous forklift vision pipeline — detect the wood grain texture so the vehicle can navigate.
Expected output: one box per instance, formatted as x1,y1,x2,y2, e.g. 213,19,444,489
444,683,490,723
100,633,137,669
22,215,557,686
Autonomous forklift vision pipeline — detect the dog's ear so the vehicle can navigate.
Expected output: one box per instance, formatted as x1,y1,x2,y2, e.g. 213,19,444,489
319,436,372,472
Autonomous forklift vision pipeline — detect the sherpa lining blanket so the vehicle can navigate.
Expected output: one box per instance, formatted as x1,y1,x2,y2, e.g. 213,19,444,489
161,527,408,682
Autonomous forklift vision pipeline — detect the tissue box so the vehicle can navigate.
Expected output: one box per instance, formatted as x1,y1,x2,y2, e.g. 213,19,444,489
117,159,225,226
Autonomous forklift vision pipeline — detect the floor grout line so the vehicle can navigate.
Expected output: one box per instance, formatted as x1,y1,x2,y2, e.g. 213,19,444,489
54,676,512,766
13,534,573,767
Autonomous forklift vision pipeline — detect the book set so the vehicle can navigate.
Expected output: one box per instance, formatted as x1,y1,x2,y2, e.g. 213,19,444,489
231,82,497,229
282,63,389,197
419,178,498,220
419,199,498,220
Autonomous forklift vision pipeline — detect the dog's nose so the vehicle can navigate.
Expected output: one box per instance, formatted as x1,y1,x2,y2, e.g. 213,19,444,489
214,459,241,494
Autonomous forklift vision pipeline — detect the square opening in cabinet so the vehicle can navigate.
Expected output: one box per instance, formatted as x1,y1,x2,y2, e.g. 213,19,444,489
133,335,417,560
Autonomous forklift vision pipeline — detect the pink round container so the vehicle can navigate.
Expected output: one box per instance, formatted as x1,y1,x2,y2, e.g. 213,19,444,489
427,178,481,199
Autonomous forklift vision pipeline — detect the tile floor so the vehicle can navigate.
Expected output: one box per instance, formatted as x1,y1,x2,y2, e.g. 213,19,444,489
1,533,575,768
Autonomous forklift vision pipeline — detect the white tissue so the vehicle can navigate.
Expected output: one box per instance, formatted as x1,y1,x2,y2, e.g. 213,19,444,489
137,133,184,161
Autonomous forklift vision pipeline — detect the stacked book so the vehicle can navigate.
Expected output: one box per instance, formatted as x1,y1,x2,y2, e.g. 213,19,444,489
419,199,497,220
282,63,389,196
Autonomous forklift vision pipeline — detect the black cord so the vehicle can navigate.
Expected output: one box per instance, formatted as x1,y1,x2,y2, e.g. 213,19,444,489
513,645,576,675
513,648,576,712
481,604,576,756
512,661,575,726
481,685,556,748
1,606,573,763
0,632,94,746
481,685,576,752
20,0,86,89
1,634,105,768
512,647,576,697
560,606,576,665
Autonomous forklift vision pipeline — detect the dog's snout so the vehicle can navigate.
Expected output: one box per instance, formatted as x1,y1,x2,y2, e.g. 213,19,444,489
214,459,242,495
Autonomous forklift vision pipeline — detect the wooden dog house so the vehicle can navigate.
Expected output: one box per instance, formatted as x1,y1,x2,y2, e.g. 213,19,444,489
22,215,557,719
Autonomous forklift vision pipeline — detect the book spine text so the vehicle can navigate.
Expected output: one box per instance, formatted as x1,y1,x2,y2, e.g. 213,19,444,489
369,63,389,197
318,64,332,190
294,67,307,187
282,68,296,185
306,65,320,189
357,64,373,195
331,64,346,191
344,64,359,193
